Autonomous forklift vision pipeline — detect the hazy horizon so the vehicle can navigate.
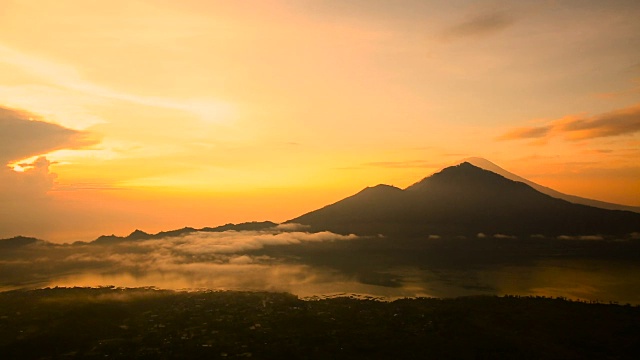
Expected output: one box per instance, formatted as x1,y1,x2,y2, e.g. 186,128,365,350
2,0,640,242
2,159,639,244
3,225,640,305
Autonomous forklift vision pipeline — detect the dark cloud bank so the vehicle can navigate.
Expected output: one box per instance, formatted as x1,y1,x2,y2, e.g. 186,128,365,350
0,106,100,238
0,105,98,199
0,106,96,164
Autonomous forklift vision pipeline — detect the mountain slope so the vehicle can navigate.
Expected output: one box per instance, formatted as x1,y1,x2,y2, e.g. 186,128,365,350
288,184,407,236
290,162,640,237
0,236,45,250
464,157,640,213
90,221,277,245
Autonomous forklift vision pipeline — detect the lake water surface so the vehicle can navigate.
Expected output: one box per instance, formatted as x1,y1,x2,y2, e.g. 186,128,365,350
2,230,639,304
36,259,640,304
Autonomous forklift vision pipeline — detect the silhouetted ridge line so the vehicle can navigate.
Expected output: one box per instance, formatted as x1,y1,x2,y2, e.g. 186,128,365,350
290,161,640,237
200,221,277,233
89,221,278,245
464,157,640,213
0,236,45,249
127,229,152,240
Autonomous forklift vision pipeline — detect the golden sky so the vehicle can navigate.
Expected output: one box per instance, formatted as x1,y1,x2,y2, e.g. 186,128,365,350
1,0,639,242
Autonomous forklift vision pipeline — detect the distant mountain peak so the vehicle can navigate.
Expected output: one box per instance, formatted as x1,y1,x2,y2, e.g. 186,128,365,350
405,160,515,193
460,157,497,167
0,236,44,249
290,160,640,236
370,184,401,190
437,161,488,174
90,221,278,245
126,229,152,240
460,157,640,213
357,184,402,194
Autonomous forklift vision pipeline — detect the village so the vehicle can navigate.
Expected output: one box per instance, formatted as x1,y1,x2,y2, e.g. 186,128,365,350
1,287,638,359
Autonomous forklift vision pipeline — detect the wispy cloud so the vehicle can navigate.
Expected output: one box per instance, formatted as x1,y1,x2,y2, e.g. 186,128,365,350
0,44,233,123
138,230,358,256
498,126,550,140
443,10,515,40
499,104,640,142
364,160,440,169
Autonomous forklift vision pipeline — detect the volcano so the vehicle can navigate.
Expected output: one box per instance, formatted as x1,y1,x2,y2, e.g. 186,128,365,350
289,161,640,237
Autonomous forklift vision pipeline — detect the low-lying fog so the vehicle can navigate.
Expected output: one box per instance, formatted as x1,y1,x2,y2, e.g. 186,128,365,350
2,226,639,304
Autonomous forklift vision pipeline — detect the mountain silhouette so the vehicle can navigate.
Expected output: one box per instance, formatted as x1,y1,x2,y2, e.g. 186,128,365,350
289,162,640,237
200,221,278,233
89,221,278,245
0,236,45,249
464,157,640,213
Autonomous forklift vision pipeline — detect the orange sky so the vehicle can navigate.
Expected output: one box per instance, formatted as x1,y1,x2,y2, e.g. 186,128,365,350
1,0,639,242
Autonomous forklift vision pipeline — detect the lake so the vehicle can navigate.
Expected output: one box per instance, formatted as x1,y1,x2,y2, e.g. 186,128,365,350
2,231,639,304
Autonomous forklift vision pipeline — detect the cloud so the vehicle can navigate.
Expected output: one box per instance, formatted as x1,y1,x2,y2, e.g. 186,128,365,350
0,229,360,292
364,160,440,169
0,106,97,164
0,44,233,124
493,234,517,240
557,235,605,241
499,104,640,142
498,126,550,140
275,223,311,232
0,107,101,239
0,156,59,239
138,230,358,256
443,10,515,40
0,157,55,200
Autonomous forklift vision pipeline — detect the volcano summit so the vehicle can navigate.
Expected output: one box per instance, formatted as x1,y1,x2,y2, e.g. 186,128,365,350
290,161,640,238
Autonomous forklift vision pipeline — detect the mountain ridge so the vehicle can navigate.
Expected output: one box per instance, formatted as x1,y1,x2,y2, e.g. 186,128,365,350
289,161,640,237
88,221,278,246
464,157,640,213
2,159,638,244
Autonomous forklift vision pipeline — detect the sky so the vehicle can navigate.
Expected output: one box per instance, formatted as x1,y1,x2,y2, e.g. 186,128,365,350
1,0,639,242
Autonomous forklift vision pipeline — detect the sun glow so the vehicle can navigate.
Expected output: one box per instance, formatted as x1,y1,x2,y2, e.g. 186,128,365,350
8,156,41,173
1,0,639,242
11,164,26,172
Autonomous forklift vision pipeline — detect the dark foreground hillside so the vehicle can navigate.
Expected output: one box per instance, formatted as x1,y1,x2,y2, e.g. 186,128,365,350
1,288,639,359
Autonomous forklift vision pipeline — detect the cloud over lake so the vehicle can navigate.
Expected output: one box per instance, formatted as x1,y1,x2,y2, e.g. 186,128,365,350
0,228,359,293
